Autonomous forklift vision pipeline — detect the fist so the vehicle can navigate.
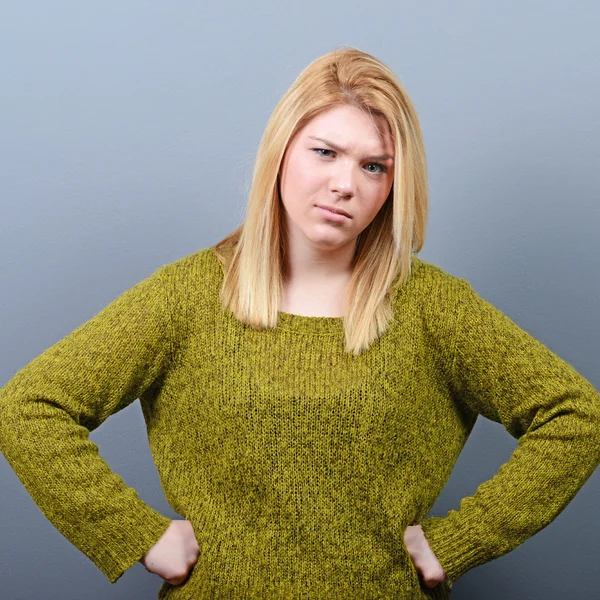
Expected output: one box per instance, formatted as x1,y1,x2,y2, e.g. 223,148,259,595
139,519,200,585
404,524,448,589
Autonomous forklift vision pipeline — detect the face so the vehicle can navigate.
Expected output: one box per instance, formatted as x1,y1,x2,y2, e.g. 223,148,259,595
278,103,395,254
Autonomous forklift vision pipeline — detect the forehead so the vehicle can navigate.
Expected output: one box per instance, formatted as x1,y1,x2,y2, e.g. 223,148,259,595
300,104,394,152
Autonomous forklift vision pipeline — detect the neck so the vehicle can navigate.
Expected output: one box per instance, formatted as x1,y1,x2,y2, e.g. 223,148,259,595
283,239,356,284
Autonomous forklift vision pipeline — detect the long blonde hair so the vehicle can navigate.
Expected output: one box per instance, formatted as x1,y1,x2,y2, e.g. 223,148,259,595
213,46,428,355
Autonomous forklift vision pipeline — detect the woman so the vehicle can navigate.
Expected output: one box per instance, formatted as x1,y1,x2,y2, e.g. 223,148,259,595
1,47,599,599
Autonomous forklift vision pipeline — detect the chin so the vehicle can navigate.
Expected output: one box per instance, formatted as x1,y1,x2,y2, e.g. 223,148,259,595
309,231,354,249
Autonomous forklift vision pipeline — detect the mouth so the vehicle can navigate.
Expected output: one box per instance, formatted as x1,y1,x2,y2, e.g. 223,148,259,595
315,205,351,222
315,205,351,218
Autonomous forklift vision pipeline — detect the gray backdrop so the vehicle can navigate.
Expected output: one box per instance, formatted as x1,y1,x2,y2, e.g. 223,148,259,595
1,1,598,598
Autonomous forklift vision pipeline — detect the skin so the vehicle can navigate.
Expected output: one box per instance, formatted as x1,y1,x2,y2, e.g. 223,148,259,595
139,520,200,585
279,103,395,287
140,103,447,590
404,524,449,588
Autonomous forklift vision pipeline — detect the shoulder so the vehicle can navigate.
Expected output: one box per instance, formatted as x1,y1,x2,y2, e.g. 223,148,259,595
405,257,521,340
146,247,225,339
390,255,476,339
404,254,469,301
392,256,476,361
157,246,223,287
159,246,220,276
154,246,223,307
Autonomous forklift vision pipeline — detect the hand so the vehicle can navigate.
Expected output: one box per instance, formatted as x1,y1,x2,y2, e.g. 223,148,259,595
139,519,200,585
404,524,448,589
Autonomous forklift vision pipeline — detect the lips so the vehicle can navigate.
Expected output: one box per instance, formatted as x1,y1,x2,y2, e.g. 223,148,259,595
316,205,351,218
315,205,351,223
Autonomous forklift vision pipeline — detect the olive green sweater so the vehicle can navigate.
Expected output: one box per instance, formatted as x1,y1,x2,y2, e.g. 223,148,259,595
1,246,599,599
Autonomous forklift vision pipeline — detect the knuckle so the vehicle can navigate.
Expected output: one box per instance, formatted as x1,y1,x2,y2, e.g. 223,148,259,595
171,567,188,581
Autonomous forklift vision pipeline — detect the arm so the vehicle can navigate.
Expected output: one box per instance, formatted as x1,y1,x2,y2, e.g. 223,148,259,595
0,264,175,583
420,277,600,584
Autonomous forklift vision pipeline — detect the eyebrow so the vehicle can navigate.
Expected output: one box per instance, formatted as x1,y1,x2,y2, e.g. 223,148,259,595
307,136,394,162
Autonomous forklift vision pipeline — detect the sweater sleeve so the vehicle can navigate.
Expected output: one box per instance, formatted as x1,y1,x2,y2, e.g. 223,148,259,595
0,265,175,584
419,277,600,584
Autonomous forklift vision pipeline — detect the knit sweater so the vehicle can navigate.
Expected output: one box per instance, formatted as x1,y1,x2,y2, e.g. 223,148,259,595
1,246,599,600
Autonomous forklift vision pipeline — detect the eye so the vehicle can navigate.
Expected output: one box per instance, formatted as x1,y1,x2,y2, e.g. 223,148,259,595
312,149,388,175
312,148,334,158
366,162,387,174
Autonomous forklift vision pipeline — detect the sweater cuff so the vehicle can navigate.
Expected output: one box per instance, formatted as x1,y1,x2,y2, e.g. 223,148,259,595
94,506,172,584
419,515,493,584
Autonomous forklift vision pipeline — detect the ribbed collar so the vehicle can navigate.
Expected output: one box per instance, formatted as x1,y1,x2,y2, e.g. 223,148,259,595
275,310,345,335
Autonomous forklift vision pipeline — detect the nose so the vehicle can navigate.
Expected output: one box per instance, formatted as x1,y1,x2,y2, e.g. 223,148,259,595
329,159,357,198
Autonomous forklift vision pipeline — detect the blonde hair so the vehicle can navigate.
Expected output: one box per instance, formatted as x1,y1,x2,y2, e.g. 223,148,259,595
213,46,428,355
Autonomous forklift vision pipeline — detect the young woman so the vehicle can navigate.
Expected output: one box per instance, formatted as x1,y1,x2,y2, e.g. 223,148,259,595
1,47,599,599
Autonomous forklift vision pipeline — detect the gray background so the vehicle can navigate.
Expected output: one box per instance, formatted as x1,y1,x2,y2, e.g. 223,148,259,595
1,1,598,598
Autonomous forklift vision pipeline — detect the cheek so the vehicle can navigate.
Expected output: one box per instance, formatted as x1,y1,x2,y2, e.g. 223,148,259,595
293,154,318,186
362,190,391,221
284,158,322,202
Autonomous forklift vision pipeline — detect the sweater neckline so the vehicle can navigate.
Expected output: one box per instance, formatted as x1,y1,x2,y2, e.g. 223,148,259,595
276,309,344,334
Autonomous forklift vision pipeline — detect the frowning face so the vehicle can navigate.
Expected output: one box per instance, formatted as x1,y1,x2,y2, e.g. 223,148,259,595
279,103,395,253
